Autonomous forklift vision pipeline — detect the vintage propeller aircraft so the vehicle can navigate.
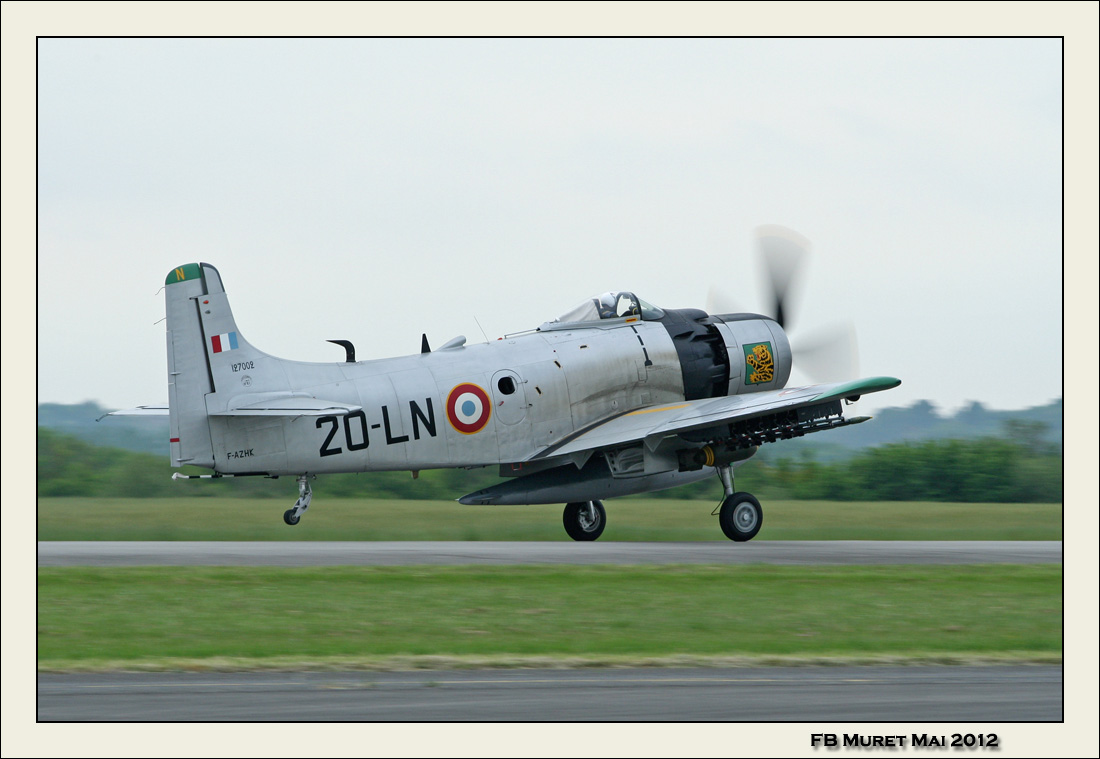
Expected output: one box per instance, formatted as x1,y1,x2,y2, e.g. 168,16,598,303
112,227,899,541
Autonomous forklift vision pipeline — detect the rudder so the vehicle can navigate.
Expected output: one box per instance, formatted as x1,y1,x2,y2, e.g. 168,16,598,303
165,264,215,468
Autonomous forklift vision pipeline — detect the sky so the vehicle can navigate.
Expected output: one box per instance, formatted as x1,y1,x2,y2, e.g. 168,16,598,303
36,37,1065,418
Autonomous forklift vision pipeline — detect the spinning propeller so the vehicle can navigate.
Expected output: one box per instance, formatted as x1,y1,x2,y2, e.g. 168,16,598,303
707,225,860,385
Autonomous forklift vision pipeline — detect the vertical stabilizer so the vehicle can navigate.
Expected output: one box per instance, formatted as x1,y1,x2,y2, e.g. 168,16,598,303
164,263,293,469
191,266,286,403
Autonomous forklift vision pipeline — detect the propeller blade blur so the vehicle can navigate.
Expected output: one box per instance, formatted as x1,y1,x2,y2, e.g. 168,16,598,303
756,224,810,330
791,322,861,385
713,225,861,385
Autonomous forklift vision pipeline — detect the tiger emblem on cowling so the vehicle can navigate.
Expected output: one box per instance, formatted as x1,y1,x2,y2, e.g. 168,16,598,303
745,342,774,384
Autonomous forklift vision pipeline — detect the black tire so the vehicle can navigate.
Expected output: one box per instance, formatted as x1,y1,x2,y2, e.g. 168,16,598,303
283,508,301,526
718,492,762,542
563,500,606,541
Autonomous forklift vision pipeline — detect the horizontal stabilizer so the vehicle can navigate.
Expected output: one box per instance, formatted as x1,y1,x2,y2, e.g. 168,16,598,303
209,394,362,417
98,405,169,420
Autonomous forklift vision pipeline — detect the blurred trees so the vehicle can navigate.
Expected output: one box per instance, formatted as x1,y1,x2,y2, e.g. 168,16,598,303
38,422,1062,503
752,421,1062,502
35,427,499,500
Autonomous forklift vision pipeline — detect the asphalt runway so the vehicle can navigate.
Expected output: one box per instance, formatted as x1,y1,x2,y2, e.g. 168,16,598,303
37,540,1063,567
37,665,1062,721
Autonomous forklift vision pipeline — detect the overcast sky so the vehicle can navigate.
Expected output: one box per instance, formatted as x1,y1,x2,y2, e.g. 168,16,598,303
37,37,1063,417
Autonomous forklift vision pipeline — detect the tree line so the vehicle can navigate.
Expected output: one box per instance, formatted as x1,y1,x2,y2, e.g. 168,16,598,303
37,423,1062,503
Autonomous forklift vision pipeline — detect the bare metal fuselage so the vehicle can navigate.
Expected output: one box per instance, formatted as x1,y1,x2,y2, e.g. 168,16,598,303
205,320,687,476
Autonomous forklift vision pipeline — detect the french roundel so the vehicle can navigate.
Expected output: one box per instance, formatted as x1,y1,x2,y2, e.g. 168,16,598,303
446,383,492,434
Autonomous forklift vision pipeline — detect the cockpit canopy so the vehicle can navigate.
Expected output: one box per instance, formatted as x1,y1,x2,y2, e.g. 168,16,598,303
551,291,665,325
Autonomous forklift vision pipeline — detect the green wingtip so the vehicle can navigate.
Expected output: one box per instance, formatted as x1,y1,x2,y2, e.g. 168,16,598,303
165,263,202,285
813,376,902,403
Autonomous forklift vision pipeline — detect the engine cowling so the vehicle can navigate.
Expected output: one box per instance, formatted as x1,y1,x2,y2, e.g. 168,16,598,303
658,309,792,400
709,313,793,395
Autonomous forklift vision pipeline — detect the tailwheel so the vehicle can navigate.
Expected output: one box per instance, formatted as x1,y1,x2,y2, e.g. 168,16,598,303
563,500,606,541
718,492,762,542
283,475,313,526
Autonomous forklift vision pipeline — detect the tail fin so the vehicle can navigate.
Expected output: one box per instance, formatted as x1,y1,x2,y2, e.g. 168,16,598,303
164,263,286,468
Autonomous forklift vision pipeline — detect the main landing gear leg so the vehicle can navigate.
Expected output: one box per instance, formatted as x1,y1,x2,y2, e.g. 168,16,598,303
717,464,735,501
713,464,763,542
283,475,313,526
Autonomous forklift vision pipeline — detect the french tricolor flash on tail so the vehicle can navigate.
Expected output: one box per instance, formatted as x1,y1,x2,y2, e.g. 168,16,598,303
211,332,238,353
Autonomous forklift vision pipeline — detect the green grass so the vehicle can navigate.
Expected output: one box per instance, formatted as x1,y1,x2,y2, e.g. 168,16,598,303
37,497,1064,541
38,565,1061,671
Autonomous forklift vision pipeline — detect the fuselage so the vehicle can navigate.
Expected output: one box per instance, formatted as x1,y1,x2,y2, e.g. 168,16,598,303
207,319,688,475
169,265,791,478
204,309,792,477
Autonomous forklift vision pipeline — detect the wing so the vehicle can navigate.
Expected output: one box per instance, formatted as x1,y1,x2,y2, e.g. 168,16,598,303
529,376,901,461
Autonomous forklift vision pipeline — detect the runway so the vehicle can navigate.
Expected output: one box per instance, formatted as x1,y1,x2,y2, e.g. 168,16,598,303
37,540,1063,567
37,665,1062,721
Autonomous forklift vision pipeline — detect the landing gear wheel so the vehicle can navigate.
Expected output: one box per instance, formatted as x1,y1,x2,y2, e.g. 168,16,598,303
719,492,762,542
283,475,313,526
563,500,606,541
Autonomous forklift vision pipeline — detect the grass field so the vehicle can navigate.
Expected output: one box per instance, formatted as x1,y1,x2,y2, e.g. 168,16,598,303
37,497,1063,671
37,564,1062,671
36,497,1063,541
